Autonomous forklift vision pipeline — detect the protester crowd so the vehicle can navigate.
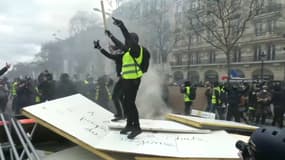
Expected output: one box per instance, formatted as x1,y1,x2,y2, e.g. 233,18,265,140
202,80,285,127
0,70,114,115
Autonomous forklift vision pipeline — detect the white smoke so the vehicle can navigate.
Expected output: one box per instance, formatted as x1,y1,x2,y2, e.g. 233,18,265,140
136,64,172,119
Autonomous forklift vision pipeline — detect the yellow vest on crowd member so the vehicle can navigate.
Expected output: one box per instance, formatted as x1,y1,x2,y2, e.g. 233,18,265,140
95,85,100,101
121,47,143,79
184,86,192,102
105,85,112,100
11,81,17,96
35,87,41,103
211,87,221,105
84,80,89,85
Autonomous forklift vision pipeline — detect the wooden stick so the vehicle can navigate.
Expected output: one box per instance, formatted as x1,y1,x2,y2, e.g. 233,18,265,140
101,0,107,30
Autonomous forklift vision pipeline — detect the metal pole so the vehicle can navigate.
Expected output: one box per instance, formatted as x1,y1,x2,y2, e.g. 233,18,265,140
11,119,33,160
27,123,38,140
0,143,5,160
0,114,20,160
261,57,264,83
15,120,41,160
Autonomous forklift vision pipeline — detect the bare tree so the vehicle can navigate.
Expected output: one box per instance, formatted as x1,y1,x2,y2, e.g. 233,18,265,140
143,0,177,66
187,0,264,83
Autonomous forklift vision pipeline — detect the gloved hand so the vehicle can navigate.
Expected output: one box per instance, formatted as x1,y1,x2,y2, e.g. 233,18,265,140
5,63,11,69
112,17,123,26
93,40,101,49
105,30,113,37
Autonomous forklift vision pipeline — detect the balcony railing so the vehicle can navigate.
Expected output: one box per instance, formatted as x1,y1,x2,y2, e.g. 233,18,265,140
257,4,282,15
169,54,285,66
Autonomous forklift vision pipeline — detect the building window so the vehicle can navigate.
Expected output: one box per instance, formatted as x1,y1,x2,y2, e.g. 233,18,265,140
255,22,265,36
254,45,262,61
233,48,241,62
176,2,183,13
175,54,182,65
178,54,183,65
268,20,276,34
208,51,216,64
207,30,214,40
195,35,202,43
196,52,201,64
191,0,199,9
267,44,276,60
190,54,195,64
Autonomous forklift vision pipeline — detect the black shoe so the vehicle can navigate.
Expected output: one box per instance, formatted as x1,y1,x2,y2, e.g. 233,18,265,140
111,117,124,122
114,114,121,118
127,128,142,139
120,126,134,135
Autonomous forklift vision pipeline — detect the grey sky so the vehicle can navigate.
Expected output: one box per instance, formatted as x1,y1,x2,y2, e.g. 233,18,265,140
0,0,116,66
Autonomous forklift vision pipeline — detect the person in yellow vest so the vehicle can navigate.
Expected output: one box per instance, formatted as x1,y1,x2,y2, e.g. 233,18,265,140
11,78,19,112
211,82,222,118
95,76,112,109
181,81,193,115
112,17,150,139
11,80,18,97
81,75,96,101
34,86,41,103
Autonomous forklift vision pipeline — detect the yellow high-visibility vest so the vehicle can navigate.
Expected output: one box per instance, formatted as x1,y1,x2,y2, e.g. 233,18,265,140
11,82,17,96
105,85,112,100
211,87,220,105
35,87,41,103
121,47,143,79
184,86,192,102
95,85,100,101
84,80,89,85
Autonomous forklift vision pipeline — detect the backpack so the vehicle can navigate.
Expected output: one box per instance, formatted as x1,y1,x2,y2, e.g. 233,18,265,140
189,87,196,100
130,46,150,73
141,47,150,73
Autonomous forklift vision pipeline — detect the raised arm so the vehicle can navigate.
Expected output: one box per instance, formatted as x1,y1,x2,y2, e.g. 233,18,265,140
0,63,10,76
105,30,125,50
93,40,116,60
112,17,140,57
112,17,130,41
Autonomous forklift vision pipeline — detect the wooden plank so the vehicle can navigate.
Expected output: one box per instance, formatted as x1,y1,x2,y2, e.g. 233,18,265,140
166,114,258,133
22,110,117,160
43,146,135,160
135,157,237,160
22,94,241,159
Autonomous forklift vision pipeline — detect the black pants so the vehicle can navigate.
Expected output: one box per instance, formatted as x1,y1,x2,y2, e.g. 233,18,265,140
216,105,225,120
255,104,268,125
272,105,284,128
184,101,192,115
112,78,125,117
0,97,8,113
122,78,141,128
227,105,240,122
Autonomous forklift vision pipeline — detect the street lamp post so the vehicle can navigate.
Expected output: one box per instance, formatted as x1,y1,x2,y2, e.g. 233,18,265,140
260,51,266,83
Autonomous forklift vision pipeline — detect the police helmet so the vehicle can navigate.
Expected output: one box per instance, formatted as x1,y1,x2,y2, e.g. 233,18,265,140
237,127,285,160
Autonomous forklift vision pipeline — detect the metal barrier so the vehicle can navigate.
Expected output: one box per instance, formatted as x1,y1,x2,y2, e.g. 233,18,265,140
0,113,40,160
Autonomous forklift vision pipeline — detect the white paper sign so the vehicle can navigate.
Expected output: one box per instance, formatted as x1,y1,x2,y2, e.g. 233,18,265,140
191,109,216,119
23,94,240,159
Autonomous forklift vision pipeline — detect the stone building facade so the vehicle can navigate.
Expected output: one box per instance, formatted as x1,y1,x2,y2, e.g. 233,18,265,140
169,0,285,83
